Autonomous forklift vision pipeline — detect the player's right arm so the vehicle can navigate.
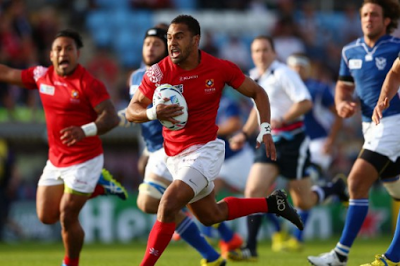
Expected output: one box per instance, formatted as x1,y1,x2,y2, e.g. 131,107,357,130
0,65,24,87
335,80,357,118
233,76,276,160
126,89,153,123
372,57,400,124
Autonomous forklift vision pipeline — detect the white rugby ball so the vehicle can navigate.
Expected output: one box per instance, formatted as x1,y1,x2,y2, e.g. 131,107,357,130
153,84,188,131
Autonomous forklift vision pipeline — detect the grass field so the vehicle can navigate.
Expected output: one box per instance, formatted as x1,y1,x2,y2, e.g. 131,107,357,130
0,236,392,266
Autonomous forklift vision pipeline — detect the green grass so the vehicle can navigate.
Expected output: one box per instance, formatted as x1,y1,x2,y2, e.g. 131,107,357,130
0,236,393,266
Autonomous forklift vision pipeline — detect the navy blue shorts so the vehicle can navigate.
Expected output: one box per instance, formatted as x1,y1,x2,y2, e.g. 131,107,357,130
254,132,312,180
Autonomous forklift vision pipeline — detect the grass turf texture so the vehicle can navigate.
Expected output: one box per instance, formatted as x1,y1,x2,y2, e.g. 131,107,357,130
0,236,392,266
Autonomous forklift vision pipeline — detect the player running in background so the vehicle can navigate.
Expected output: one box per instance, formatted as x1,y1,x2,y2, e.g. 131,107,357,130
308,1,400,265
119,26,240,265
126,15,303,266
287,53,343,183
0,29,127,266
227,35,347,262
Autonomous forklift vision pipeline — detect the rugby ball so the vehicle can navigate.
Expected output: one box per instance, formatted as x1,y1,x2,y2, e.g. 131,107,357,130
153,84,188,131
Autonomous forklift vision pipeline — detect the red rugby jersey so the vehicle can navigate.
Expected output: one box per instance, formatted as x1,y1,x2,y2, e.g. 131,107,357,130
21,64,110,167
139,51,246,156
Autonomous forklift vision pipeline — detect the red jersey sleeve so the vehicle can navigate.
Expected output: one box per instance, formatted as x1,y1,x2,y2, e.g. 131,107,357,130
84,78,110,108
21,66,48,90
221,60,246,89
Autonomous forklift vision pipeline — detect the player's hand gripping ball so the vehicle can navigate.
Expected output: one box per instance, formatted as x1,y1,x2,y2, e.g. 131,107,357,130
153,84,188,130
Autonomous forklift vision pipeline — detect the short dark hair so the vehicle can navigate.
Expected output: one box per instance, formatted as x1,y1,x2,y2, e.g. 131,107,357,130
361,0,400,34
170,15,201,37
55,29,83,49
252,35,275,52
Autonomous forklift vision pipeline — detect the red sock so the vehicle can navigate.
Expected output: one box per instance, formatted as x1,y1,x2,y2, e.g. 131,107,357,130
223,197,268,220
140,220,175,266
89,184,105,199
63,256,79,266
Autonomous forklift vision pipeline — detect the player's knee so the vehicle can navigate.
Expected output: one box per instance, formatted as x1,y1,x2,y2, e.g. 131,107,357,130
38,212,59,224
382,179,400,201
37,208,59,224
137,195,159,214
347,176,370,198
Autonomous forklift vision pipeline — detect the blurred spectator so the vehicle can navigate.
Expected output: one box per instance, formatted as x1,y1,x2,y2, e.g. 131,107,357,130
296,1,327,59
248,0,269,14
86,46,126,109
0,139,22,241
219,35,250,72
30,6,61,65
341,3,363,44
200,30,219,57
130,0,173,9
272,17,305,62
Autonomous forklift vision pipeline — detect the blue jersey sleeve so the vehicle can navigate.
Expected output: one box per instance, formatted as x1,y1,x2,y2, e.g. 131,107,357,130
321,85,334,108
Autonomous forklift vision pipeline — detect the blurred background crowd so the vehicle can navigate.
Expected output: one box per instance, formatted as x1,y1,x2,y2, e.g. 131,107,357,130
0,0,394,241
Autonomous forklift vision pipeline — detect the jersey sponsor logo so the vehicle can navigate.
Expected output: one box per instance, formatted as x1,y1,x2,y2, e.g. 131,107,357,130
71,90,79,99
179,75,198,81
54,81,67,87
70,89,80,103
205,79,214,87
375,57,386,70
205,79,216,94
39,84,55,95
147,64,163,84
349,59,362,69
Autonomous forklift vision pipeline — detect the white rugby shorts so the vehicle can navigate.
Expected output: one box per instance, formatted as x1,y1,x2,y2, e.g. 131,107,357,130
362,114,400,162
38,154,103,193
166,139,225,202
218,144,254,192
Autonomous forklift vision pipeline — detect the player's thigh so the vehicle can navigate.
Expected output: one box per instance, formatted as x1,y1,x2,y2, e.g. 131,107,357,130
348,156,379,198
36,184,64,223
158,179,195,221
244,162,279,198
288,177,317,210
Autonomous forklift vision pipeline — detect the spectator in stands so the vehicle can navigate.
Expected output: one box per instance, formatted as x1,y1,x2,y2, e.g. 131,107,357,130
272,17,305,62
219,35,250,72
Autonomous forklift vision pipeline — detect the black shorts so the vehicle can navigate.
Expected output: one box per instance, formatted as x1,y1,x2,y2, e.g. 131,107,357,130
359,149,400,179
254,132,312,180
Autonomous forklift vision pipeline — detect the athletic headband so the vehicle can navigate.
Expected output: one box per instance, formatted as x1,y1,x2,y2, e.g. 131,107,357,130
287,55,310,67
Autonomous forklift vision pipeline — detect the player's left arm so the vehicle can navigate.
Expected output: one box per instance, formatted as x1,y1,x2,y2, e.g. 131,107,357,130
93,99,120,134
235,76,276,160
60,99,119,146
372,57,400,124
